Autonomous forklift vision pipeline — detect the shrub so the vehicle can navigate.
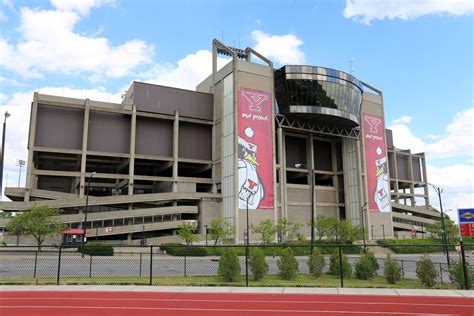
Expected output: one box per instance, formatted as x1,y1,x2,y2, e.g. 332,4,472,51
159,243,207,256
329,249,352,278
307,248,325,277
277,248,298,280
384,254,401,284
448,260,473,289
218,249,241,282
249,248,268,280
416,256,438,288
80,242,114,256
364,250,380,272
355,254,376,280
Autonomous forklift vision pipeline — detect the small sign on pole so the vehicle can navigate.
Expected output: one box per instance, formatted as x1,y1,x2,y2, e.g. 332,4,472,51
458,208,474,237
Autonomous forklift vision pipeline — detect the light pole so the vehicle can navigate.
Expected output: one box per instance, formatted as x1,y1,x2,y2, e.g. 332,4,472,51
204,224,208,246
360,202,368,251
82,171,96,258
295,163,315,254
245,194,250,287
428,183,450,266
0,111,11,200
16,159,25,187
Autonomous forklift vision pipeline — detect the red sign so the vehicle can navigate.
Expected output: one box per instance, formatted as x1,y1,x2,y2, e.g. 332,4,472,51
237,87,274,210
362,113,391,212
460,223,474,237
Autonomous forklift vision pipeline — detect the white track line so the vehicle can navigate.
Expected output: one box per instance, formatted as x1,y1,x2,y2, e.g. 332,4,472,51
3,297,471,308
0,306,457,315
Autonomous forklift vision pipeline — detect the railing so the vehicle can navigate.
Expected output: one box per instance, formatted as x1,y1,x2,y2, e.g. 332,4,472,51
0,242,472,289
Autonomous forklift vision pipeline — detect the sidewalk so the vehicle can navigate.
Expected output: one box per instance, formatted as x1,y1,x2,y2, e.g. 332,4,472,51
1,285,473,297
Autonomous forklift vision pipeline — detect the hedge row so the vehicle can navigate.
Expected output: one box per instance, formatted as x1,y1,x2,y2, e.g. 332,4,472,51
159,242,362,257
377,237,474,254
78,243,114,256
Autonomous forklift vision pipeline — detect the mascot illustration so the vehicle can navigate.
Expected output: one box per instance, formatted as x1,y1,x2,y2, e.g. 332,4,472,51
238,127,265,209
374,146,390,212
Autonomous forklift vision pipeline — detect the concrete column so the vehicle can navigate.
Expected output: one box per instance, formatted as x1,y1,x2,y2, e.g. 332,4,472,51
331,142,339,216
421,154,429,207
392,150,400,203
407,152,415,206
277,127,286,219
172,111,179,192
79,99,90,198
128,105,136,195
24,94,39,202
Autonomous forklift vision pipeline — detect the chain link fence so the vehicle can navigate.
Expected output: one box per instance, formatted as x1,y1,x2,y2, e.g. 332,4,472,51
1,242,472,289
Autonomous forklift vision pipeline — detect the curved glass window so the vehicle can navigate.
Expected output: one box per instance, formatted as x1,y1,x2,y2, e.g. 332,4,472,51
275,66,363,126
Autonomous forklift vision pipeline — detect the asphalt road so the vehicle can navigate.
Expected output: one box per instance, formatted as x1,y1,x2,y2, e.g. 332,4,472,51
1,250,471,283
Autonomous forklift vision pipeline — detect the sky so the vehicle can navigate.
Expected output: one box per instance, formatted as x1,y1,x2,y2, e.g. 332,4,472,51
0,0,473,221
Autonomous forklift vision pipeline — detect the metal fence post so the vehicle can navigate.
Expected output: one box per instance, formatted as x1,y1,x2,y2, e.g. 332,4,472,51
184,255,187,277
33,251,38,278
401,260,405,279
460,241,470,290
149,245,153,286
439,263,443,284
56,246,62,285
89,255,93,278
338,244,344,288
139,253,142,277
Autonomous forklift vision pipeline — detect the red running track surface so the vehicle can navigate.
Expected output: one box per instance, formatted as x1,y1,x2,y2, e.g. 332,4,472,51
1,291,473,316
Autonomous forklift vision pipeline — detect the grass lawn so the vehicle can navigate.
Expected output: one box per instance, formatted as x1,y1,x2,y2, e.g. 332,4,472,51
0,274,458,289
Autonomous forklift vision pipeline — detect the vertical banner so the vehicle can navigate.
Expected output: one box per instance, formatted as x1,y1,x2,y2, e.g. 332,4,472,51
237,87,274,210
362,113,391,212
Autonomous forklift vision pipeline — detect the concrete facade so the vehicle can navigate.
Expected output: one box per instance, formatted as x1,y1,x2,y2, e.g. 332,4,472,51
0,40,440,245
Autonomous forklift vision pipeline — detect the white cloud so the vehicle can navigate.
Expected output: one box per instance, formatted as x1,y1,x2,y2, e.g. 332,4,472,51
0,2,153,80
427,164,474,221
0,86,122,199
391,115,412,124
252,30,305,65
141,50,230,90
388,123,426,153
425,108,474,159
51,0,115,16
344,0,474,25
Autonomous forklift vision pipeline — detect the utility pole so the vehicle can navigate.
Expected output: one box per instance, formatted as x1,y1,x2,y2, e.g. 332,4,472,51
0,111,11,200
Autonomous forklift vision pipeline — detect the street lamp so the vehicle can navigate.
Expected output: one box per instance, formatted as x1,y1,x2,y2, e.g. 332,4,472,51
295,163,315,254
15,159,26,187
82,171,96,258
245,194,250,287
428,183,450,266
0,111,11,200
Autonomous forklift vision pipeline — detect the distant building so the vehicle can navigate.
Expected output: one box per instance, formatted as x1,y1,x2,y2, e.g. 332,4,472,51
0,40,440,245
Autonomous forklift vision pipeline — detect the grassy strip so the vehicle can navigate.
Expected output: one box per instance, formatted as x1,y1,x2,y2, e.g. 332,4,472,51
0,274,457,289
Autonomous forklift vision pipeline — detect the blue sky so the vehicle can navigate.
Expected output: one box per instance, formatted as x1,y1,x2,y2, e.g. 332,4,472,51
0,0,473,220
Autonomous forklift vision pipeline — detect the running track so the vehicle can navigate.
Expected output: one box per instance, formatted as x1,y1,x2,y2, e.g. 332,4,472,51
1,291,473,315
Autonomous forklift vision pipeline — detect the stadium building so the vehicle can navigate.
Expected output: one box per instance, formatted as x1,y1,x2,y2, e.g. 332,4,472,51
0,40,441,245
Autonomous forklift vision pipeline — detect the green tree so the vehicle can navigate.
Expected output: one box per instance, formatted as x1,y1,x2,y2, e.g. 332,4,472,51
384,254,401,284
5,206,66,250
276,218,301,243
312,215,337,241
208,218,235,246
177,221,199,246
0,211,13,218
218,248,241,282
426,217,458,238
336,220,364,243
416,256,438,288
249,248,268,280
307,248,325,277
251,219,276,244
277,248,298,280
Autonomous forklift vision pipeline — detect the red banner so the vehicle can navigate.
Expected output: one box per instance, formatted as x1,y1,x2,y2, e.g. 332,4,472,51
362,113,391,212
237,87,274,210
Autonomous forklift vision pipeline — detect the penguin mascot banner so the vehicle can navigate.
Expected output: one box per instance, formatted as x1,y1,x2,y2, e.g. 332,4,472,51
362,113,391,213
237,87,274,210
